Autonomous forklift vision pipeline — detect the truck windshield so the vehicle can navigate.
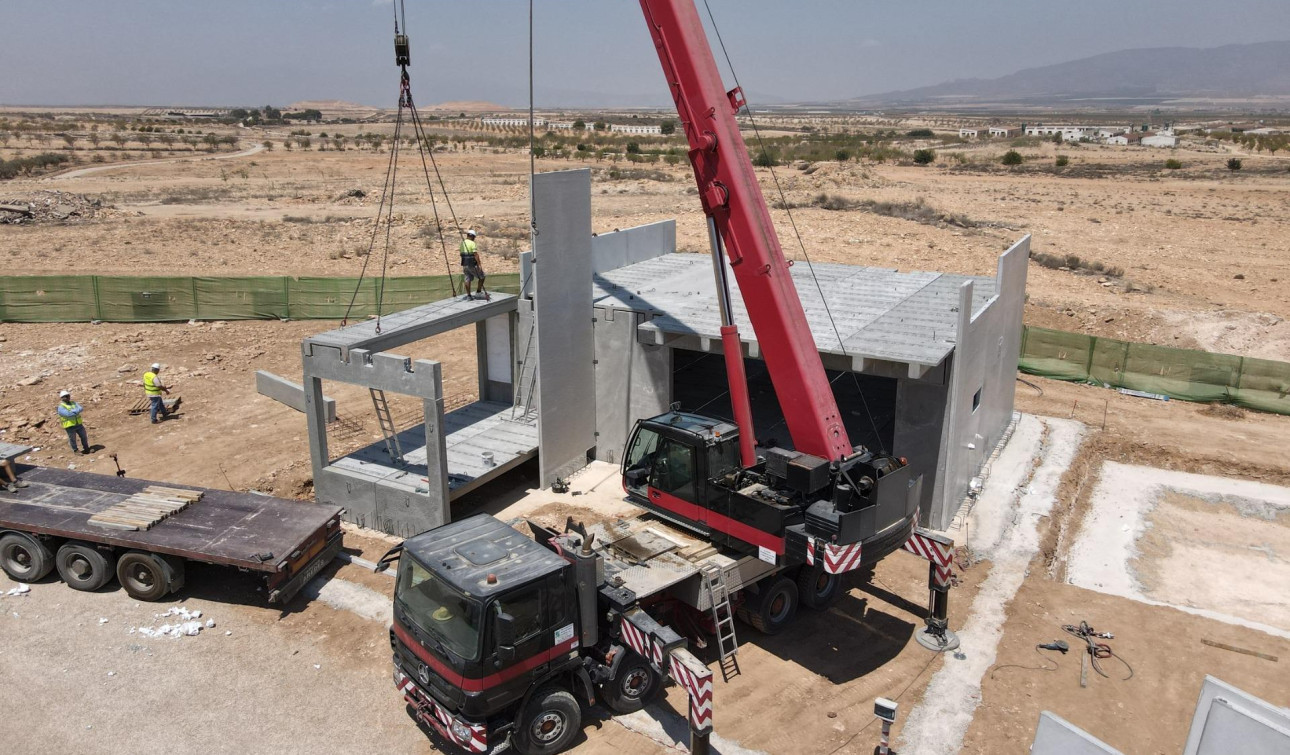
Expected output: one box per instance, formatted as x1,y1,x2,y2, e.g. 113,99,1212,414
396,555,483,661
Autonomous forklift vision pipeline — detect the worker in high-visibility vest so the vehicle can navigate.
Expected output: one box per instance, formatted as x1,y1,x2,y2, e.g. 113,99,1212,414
143,363,172,424
459,228,490,302
56,389,91,455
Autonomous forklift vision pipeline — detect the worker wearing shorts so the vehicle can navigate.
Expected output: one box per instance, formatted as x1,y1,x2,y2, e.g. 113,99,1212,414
460,229,489,301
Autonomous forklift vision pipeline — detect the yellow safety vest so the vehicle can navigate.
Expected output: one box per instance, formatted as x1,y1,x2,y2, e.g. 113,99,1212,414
460,238,478,260
59,401,83,428
144,371,162,396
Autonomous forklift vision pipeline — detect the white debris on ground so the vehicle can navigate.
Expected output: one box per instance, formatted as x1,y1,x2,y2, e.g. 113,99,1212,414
899,415,1085,755
130,606,218,639
4,584,31,597
98,617,108,624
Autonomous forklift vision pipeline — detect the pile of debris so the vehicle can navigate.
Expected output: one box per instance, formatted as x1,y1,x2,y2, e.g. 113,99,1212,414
0,190,111,225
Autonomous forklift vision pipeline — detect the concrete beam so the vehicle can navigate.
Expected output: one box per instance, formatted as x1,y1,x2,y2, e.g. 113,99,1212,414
256,370,337,423
304,294,517,359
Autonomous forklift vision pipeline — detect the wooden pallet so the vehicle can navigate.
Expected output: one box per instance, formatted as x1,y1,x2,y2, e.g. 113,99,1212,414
88,486,203,531
127,397,180,416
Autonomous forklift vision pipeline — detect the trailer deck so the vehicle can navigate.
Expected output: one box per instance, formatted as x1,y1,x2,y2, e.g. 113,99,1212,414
0,466,343,603
586,514,777,611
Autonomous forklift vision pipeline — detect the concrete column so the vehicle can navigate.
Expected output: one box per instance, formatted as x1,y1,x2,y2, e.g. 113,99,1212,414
423,385,450,520
302,373,330,481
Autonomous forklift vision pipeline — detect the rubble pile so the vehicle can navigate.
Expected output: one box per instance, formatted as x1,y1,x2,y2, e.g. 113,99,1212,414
0,190,112,225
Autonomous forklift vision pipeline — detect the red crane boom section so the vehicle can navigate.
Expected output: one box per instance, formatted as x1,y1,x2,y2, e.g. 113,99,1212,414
638,0,852,461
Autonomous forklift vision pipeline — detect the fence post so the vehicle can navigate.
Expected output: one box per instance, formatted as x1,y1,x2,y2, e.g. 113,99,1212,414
92,275,103,322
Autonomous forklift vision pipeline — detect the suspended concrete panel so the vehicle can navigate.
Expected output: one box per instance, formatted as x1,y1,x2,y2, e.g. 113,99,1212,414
532,169,596,487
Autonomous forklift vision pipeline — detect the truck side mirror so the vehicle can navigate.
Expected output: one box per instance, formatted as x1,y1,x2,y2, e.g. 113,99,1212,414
495,610,517,665
625,467,649,487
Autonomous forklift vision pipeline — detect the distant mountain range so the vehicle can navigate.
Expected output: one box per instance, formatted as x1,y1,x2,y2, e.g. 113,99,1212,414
849,40,1290,106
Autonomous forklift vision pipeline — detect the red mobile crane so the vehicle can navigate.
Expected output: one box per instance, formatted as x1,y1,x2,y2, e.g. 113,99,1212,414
385,3,957,754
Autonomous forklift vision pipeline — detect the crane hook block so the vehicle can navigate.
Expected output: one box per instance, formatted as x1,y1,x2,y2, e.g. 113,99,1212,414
395,34,411,67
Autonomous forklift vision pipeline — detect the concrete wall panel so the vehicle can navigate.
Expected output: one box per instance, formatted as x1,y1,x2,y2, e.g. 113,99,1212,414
1185,676,1290,755
256,370,336,422
591,220,676,276
593,308,673,464
533,169,596,486
1031,712,1125,755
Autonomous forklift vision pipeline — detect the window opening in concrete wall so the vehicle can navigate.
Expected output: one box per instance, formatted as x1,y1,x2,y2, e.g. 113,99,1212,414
973,387,982,413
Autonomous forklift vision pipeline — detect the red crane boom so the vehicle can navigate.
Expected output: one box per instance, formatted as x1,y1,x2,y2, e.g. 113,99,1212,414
638,0,853,462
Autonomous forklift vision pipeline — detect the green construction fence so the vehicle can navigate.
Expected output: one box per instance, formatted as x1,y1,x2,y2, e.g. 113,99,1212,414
1019,326,1290,416
0,274,521,324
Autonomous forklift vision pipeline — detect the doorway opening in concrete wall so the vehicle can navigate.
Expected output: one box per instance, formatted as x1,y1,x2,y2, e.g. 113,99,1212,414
669,349,897,454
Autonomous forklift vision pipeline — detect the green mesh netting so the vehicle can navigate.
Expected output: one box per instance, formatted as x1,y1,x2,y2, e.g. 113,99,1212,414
0,274,521,323
1020,326,1290,416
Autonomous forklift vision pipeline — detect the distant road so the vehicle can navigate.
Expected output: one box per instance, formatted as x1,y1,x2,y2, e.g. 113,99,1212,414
49,142,266,181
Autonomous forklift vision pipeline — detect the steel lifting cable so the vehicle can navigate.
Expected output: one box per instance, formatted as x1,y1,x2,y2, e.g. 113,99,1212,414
700,0,888,455
344,0,473,325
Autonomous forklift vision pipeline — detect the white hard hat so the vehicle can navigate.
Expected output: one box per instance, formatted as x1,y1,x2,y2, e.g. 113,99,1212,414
466,228,476,236
59,390,71,398
151,363,161,370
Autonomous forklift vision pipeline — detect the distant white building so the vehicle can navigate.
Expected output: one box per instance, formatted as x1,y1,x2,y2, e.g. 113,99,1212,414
1025,125,1092,141
959,128,980,138
547,121,578,130
989,126,1021,138
1246,127,1281,136
482,117,546,128
1141,133,1178,148
610,124,662,135
1106,132,1142,146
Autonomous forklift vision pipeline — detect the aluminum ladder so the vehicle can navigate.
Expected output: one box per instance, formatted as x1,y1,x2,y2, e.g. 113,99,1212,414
510,317,538,421
369,388,404,465
700,562,740,680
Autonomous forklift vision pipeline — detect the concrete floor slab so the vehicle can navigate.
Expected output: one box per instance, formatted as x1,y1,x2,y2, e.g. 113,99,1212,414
1067,463,1290,639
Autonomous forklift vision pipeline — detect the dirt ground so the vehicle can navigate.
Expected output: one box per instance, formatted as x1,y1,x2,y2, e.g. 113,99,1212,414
3,112,1290,753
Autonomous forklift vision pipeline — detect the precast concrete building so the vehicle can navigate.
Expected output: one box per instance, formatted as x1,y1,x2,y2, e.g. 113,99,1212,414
302,168,1028,536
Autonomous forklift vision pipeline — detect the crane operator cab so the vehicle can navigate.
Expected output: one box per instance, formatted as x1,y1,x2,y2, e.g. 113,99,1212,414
622,411,920,568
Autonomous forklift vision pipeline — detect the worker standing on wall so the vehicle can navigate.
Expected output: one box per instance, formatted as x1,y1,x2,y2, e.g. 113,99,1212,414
459,229,490,302
56,390,91,454
143,363,173,424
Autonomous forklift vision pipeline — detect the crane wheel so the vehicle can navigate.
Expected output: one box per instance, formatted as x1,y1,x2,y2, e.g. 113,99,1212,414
796,564,842,610
739,575,799,635
56,542,117,591
514,686,581,755
116,551,184,601
601,652,661,714
0,532,55,582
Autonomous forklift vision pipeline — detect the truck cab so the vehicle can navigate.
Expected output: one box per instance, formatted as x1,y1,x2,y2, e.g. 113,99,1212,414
391,514,582,754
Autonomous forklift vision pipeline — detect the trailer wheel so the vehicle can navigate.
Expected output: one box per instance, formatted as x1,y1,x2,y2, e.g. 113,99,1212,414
514,686,581,755
56,542,117,592
796,564,842,610
116,551,184,601
601,652,661,714
0,532,55,582
740,575,798,635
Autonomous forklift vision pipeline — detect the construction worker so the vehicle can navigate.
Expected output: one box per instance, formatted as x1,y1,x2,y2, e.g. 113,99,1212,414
459,229,489,301
1,459,29,494
143,363,172,424
56,390,91,454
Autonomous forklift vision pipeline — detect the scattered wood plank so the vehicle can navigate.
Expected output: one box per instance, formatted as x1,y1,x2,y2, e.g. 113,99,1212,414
1201,638,1278,662
88,488,202,531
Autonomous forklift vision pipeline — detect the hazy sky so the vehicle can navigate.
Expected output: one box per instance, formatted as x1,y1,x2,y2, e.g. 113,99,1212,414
2,1,1288,108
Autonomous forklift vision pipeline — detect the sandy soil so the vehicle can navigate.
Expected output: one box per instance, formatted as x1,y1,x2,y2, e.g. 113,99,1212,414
4,114,1290,754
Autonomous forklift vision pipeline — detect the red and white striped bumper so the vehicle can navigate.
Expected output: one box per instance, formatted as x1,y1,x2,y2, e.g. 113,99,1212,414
804,537,865,574
395,669,489,753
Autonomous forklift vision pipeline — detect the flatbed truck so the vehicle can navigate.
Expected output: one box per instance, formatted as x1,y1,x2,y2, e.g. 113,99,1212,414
0,462,343,604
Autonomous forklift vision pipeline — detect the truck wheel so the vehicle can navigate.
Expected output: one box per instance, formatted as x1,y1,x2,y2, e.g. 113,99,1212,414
56,542,117,591
741,576,798,635
601,653,661,714
116,551,184,601
0,532,55,582
796,564,842,610
515,686,581,755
